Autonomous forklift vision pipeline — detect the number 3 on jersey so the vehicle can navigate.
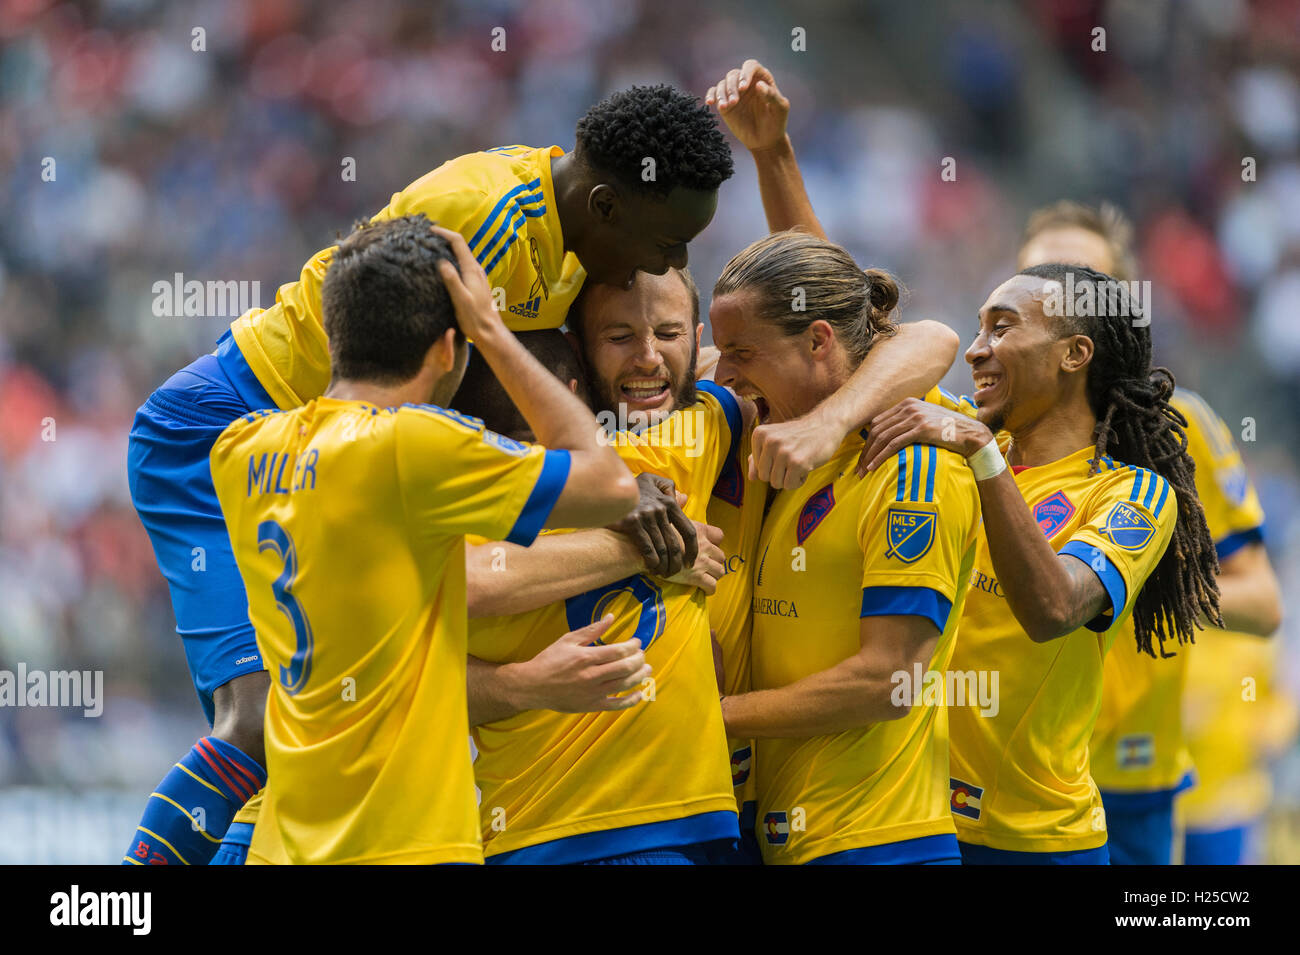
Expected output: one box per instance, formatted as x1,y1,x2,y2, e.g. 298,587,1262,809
565,574,666,652
258,520,314,694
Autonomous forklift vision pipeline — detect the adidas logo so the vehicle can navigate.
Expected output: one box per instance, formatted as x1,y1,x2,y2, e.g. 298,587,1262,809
508,296,542,320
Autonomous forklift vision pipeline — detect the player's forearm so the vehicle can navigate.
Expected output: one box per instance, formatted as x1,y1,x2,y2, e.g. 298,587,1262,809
721,659,903,738
467,655,531,726
975,471,1107,641
473,325,637,526
816,321,958,436
751,136,828,240
471,324,603,454
1215,544,1282,635
467,531,646,618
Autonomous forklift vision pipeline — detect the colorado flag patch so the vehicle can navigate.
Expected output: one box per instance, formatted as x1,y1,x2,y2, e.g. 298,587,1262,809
764,810,790,845
730,746,752,786
950,778,983,820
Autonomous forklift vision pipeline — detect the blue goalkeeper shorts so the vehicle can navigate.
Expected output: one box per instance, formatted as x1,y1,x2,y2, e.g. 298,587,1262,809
127,332,277,724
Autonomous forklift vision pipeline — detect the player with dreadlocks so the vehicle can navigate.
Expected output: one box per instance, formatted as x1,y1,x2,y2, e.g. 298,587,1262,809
1018,201,1283,866
124,83,732,866
859,262,1220,864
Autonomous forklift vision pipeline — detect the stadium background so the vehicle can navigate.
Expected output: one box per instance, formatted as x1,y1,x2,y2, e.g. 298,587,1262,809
2,0,1299,863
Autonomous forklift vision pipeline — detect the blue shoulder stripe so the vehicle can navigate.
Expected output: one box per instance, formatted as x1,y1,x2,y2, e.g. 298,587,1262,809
1153,476,1171,517
696,381,743,472
925,445,937,502
467,179,542,254
909,446,922,501
895,448,908,501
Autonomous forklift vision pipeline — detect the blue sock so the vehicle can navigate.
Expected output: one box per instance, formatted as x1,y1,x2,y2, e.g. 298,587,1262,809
123,737,266,865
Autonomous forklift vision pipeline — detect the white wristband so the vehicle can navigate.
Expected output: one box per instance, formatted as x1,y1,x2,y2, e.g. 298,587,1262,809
967,438,1006,482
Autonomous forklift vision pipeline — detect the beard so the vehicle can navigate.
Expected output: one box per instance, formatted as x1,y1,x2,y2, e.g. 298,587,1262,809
594,348,699,430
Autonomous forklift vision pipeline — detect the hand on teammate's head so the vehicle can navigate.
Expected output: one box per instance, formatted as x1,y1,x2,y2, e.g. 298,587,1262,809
431,225,506,343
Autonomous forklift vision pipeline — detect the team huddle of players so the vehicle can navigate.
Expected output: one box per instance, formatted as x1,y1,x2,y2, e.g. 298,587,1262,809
122,60,1283,866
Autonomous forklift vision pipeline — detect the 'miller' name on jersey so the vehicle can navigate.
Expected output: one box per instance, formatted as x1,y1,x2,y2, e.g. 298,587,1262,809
752,596,798,618
247,449,319,497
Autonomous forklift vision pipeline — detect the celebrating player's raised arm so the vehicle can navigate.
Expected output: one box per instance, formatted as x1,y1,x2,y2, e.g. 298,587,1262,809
433,226,638,528
706,59,826,240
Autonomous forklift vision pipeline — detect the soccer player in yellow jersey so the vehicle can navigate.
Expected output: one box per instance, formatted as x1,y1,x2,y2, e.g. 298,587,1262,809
1175,390,1288,864
208,217,639,864
701,58,963,862
1017,201,1285,864
706,233,979,865
124,83,731,865
861,262,1222,864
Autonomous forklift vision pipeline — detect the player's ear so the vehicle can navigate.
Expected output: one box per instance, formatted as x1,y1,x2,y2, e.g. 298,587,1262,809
807,318,836,357
1060,334,1094,375
588,183,618,223
429,327,461,374
567,378,580,395
695,322,704,350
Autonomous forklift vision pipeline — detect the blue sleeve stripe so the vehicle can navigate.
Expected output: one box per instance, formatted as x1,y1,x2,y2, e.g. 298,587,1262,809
1130,467,1144,502
1154,476,1171,517
476,206,526,269
896,448,907,501
925,445,937,502
1059,540,1127,632
860,585,953,632
1142,473,1162,510
505,450,571,546
696,381,743,469
482,227,523,274
467,179,541,251
1216,525,1264,562
910,446,922,501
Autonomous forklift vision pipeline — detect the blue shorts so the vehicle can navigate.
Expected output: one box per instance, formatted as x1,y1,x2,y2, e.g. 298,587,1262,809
1184,823,1258,865
581,839,738,865
1101,781,1190,865
127,333,276,724
958,841,1110,865
805,833,962,865
209,821,255,866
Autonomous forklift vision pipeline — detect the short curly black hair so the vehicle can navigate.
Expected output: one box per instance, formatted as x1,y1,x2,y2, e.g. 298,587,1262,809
574,84,734,198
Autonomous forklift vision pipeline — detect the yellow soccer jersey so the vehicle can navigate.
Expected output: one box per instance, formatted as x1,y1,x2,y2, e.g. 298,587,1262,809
469,383,743,863
705,422,766,826
1172,390,1292,827
223,145,585,410
1090,389,1256,797
949,446,1177,852
750,435,980,865
210,398,570,865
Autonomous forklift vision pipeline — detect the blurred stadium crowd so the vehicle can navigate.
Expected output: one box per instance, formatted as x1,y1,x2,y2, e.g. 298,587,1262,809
2,0,1300,861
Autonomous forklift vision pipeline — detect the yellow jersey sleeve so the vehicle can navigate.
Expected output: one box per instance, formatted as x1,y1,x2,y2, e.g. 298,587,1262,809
393,404,570,548
610,382,743,514
1058,465,1177,635
858,443,979,629
1172,389,1265,554
228,145,583,408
